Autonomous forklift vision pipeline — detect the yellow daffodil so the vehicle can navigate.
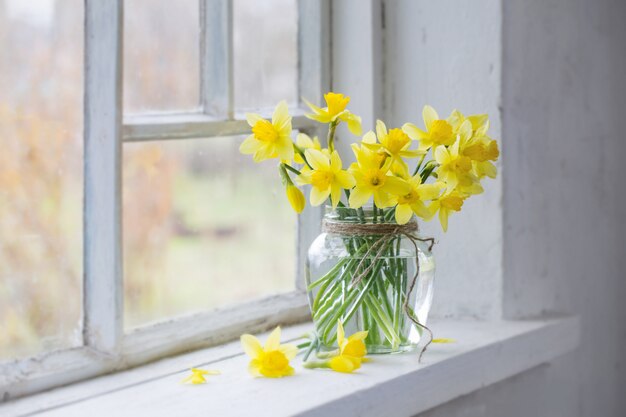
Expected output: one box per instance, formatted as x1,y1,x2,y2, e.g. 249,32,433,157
434,140,473,192
304,321,369,374
285,184,305,213
402,105,456,151
294,133,323,164
241,327,297,378
240,101,294,163
305,92,362,136
336,321,368,362
363,120,424,171
296,149,355,208
348,143,411,209
181,368,220,385
428,192,466,232
392,175,444,225
461,132,499,180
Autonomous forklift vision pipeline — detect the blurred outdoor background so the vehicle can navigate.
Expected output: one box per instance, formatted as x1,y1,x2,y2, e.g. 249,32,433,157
0,0,298,361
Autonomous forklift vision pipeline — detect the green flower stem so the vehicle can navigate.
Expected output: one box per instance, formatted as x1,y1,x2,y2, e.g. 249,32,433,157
341,268,378,325
303,361,331,370
413,153,427,176
282,163,302,176
315,349,340,359
312,257,360,312
373,202,378,223
278,164,294,186
313,282,344,322
293,144,313,169
364,294,400,348
327,120,338,152
308,257,350,291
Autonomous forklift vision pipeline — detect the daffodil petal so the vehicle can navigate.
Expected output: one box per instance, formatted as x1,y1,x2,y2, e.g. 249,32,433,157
373,190,393,208
296,133,314,148
382,176,412,195
279,343,298,360
330,184,342,208
362,130,377,144
340,112,363,136
239,135,260,154
418,183,443,200
310,186,331,206
395,203,414,225
439,208,450,232
306,113,332,123
337,321,345,346
347,331,369,342
248,359,263,377
246,113,263,127
241,334,263,358
410,201,431,219
329,355,358,373
303,98,326,116
402,123,427,141
434,146,449,164
458,119,472,144
432,338,456,343
335,170,356,189
423,105,438,129
330,151,342,171
306,148,331,170
277,134,295,162
272,100,291,130
265,327,282,351
348,187,372,208
400,149,424,158
375,119,388,140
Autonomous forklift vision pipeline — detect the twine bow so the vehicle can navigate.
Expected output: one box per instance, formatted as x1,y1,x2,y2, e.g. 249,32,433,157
322,219,436,362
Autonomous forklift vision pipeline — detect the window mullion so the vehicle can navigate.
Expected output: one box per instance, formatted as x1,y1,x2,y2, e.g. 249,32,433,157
83,0,124,354
200,0,234,119
295,0,331,290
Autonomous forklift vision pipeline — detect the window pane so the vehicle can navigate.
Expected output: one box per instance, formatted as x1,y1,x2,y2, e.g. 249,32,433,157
0,0,83,361
123,137,296,328
124,0,200,113
233,0,298,110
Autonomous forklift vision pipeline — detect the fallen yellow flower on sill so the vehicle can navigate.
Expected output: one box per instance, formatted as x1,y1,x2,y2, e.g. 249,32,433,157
432,338,456,344
181,368,221,385
304,321,369,374
241,326,298,378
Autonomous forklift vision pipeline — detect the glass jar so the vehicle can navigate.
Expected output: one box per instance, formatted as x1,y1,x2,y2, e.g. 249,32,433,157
306,207,435,354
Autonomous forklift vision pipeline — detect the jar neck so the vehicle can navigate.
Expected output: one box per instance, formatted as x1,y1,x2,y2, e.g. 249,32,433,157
324,206,402,225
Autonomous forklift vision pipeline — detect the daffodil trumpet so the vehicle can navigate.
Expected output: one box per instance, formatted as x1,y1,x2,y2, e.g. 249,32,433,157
240,95,498,354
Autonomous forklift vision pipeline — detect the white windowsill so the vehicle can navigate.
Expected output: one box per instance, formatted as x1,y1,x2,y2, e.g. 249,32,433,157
0,316,579,417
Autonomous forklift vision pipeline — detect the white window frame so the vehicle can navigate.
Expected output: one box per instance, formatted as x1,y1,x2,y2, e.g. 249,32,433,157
0,0,330,400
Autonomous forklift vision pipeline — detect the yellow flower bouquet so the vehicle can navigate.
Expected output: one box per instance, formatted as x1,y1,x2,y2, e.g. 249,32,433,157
240,92,498,354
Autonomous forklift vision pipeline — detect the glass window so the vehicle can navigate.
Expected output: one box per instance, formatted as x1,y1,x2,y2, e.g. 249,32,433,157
0,0,83,361
123,137,296,328
233,0,298,110
123,0,200,113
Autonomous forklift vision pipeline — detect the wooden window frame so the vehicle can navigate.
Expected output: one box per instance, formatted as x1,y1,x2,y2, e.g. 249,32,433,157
0,0,330,400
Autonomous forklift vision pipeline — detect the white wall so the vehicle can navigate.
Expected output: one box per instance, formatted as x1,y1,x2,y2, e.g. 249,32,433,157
332,1,626,414
380,0,626,416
